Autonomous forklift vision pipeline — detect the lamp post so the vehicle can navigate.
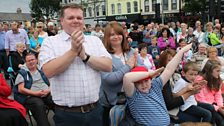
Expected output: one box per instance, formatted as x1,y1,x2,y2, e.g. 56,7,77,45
161,0,164,24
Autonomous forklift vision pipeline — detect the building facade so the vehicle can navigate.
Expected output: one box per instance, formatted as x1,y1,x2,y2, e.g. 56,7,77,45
60,0,185,25
140,0,182,24
106,0,141,23
60,0,106,25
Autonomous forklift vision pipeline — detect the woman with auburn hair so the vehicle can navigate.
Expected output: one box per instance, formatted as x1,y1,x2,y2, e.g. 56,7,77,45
100,21,143,126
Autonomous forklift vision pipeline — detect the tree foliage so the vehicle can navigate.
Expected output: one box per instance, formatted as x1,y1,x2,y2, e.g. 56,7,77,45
183,0,207,15
30,0,61,21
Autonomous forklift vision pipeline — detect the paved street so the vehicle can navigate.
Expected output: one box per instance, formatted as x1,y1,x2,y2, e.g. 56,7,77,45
26,110,55,126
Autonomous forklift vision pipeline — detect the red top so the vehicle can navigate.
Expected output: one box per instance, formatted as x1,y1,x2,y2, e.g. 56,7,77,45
0,74,26,118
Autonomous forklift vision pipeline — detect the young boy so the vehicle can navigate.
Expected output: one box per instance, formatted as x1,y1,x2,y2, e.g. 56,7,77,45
148,36,160,67
172,61,212,122
123,44,193,125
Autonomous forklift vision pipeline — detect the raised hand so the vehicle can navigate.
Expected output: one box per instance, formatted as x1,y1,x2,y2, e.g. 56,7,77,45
180,43,192,53
71,30,84,55
126,52,137,69
126,54,136,68
148,67,164,78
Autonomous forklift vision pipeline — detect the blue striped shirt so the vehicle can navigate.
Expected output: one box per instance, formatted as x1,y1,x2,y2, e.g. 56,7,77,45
127,77,170,126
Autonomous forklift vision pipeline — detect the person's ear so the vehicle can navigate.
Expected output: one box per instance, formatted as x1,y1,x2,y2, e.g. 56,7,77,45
181,71,185,76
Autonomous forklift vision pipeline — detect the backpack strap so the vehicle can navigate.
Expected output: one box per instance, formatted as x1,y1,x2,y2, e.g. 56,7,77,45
37,69,50,86
18,69,33,89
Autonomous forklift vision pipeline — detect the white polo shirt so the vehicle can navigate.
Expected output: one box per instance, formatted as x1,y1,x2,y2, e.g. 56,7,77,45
39,31,111,107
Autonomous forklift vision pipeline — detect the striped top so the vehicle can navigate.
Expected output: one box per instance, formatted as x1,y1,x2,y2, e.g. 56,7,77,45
127,77,170,126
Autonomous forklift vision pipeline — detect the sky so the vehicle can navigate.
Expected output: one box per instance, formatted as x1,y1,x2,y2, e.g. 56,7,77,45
0,0,30,13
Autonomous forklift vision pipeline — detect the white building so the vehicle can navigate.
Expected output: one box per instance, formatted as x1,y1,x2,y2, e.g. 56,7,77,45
60,0,106,26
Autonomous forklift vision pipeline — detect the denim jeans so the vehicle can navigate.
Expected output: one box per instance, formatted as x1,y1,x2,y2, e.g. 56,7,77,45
54,103,103,126
184,103,212,122
177,110,201,123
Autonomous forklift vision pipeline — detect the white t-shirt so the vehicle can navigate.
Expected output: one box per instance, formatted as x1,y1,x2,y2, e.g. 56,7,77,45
172,78,197,111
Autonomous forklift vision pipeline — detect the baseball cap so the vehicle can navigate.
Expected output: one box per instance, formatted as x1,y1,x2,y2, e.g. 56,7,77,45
131,66,151,82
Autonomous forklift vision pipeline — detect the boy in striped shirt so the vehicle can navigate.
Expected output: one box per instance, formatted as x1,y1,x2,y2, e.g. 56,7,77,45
123,44,193,126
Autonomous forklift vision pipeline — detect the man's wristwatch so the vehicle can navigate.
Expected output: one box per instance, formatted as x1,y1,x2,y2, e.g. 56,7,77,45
82,53,90,63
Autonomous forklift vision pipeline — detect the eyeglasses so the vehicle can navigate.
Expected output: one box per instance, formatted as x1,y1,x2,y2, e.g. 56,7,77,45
37,26,42,28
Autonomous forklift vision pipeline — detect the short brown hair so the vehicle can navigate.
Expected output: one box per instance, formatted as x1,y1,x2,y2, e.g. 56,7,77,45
138,43,148,53
60,4,83,18
183,61,199,73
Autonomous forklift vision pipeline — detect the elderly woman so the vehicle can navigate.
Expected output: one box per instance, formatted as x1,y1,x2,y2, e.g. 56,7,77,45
29,29,44,56
191,43,207,69
10,42,27,73
138,43,156,70
100,21,143,126
36,22,48,39
201,47,224,79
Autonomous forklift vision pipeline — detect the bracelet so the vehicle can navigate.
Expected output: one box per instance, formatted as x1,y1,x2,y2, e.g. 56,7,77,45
82,53,90,63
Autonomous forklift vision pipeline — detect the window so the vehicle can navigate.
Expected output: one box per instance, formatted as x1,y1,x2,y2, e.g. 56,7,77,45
96,5,99,16
133,1,138,12
172,0,177,10
102,5,105,15
117,3,121,14
84,8,87,17
152,0,156,11
127,2,131,13
111,4,115,14
144,0,149,12
64,0,67,4
163,0,168,10
88,7,92,17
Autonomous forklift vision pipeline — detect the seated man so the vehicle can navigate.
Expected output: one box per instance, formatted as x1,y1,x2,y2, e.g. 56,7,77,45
14,53,54,126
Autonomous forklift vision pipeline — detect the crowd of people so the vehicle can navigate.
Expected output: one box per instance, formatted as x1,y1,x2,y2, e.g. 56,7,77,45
1,3,224,126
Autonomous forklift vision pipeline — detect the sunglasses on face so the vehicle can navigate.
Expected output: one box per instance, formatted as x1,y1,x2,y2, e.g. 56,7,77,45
37,26,42,28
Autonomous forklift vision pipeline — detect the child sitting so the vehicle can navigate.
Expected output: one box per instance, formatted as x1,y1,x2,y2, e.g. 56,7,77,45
195,60,224,126
148,36,160,67
172,61,212,123
123,44,193,125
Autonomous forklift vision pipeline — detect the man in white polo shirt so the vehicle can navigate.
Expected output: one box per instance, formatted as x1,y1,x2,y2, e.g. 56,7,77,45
39,4,112,126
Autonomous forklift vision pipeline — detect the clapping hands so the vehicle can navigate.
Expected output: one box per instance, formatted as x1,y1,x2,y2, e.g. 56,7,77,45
71,30,84,56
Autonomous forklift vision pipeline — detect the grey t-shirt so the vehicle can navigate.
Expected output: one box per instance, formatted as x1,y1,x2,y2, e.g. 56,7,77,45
15,70,49,91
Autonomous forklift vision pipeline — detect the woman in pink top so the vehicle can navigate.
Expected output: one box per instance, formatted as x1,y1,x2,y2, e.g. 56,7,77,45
157,28,176,51
195,60,224,126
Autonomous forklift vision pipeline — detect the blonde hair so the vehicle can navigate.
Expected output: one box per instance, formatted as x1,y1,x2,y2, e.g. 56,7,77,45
36,22,44,28
206,22,213,27
207,46,217,54
16,42,24,48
